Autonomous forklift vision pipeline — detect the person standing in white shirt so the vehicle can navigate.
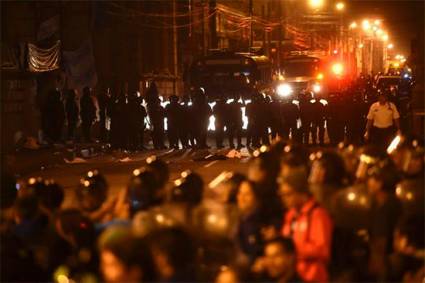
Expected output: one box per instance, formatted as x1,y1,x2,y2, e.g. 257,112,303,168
364,93,401,147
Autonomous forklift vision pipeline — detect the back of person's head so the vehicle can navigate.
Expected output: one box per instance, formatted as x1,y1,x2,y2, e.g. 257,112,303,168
98,227,156,282
146,156,169,189
171,171,204,206
278,169,310,195
310,150,347,186
146,226,196,280
128,168,160,214
77,170,108,212
265,237,296,255
367,159,400,193
396,214,425,250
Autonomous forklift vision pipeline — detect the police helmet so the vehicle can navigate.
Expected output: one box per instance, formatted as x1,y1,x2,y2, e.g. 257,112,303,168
77,170,108,211
171,170,204,206
146,155,169,189
128,168,160,215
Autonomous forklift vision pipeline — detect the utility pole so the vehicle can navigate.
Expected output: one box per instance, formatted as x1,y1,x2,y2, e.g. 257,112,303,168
277,0,282,72
173,0,178,94
209,0,217,49
249,0,253,51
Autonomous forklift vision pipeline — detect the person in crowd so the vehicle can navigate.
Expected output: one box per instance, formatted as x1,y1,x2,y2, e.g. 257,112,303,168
146,155,170,199
278,169,333,282
365,92,401,147
252,237,302,283
76,170,114,223
166,95,184,149
65,89,79,142
126,168,161,217
215,266,243,283
388,214,425,282
235,180,265,264
54,209,98,279
146,227,198,282
308,150,347,212
247,150,283,226
99,227,156,283
80,87,96,143
366,159,402,280
44,89,65,143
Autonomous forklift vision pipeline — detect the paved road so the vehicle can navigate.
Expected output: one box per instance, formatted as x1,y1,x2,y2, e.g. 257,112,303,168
20,147,252,207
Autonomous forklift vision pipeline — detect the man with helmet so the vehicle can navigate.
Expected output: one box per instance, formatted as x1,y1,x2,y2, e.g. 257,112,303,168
165,95,184,149
192,89,212,149
365,92,401,147
77,170,113,223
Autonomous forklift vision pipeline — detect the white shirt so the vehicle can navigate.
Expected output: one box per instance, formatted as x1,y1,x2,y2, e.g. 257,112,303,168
367,102,400,128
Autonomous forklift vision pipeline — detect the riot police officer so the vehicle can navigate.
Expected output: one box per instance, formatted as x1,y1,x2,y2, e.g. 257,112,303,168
213,98,227,148
192,89,212,149
180,95,195,148
80,87,96,143
299,91,314,145
227,95,244,149
311,96,326,146
149,98,166,150
165,95,183,149
281,98,300,142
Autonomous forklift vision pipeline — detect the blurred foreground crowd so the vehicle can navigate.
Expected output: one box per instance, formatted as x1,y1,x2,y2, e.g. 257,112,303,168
1,137,424,283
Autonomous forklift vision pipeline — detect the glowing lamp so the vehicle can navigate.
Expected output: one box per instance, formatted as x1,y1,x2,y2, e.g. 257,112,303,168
336,2,345,11
276,83,293,97
309,0,324,9
331,63,344,75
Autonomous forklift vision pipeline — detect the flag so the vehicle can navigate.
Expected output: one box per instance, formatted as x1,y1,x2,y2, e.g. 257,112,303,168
28,40,60,72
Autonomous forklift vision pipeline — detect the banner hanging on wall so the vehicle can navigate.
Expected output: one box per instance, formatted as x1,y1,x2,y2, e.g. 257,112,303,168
28,40,60,72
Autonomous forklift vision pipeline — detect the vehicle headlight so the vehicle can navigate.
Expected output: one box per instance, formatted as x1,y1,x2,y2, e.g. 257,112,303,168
276,83,293,97
313,84,321,93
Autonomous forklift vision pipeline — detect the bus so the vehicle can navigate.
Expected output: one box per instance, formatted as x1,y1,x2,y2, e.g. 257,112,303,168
187,51,273,101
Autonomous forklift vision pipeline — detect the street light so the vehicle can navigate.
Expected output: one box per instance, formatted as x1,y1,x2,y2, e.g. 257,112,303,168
387,43,394,49
336,2,345,11
382,34,389,41
374,19,381,26
358,43,364,48
349,22,357,29
308,0,324,9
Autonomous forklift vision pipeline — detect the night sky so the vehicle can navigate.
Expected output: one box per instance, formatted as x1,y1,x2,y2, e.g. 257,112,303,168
348,0,424,55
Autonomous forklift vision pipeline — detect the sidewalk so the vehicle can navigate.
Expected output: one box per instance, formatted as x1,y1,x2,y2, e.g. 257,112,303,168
6,142,107,176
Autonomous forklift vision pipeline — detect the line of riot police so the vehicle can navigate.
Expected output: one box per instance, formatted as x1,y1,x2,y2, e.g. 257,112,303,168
99,80,383,150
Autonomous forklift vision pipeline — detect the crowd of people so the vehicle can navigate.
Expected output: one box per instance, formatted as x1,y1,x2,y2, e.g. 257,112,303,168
39,74,411,152
2,135,424,282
